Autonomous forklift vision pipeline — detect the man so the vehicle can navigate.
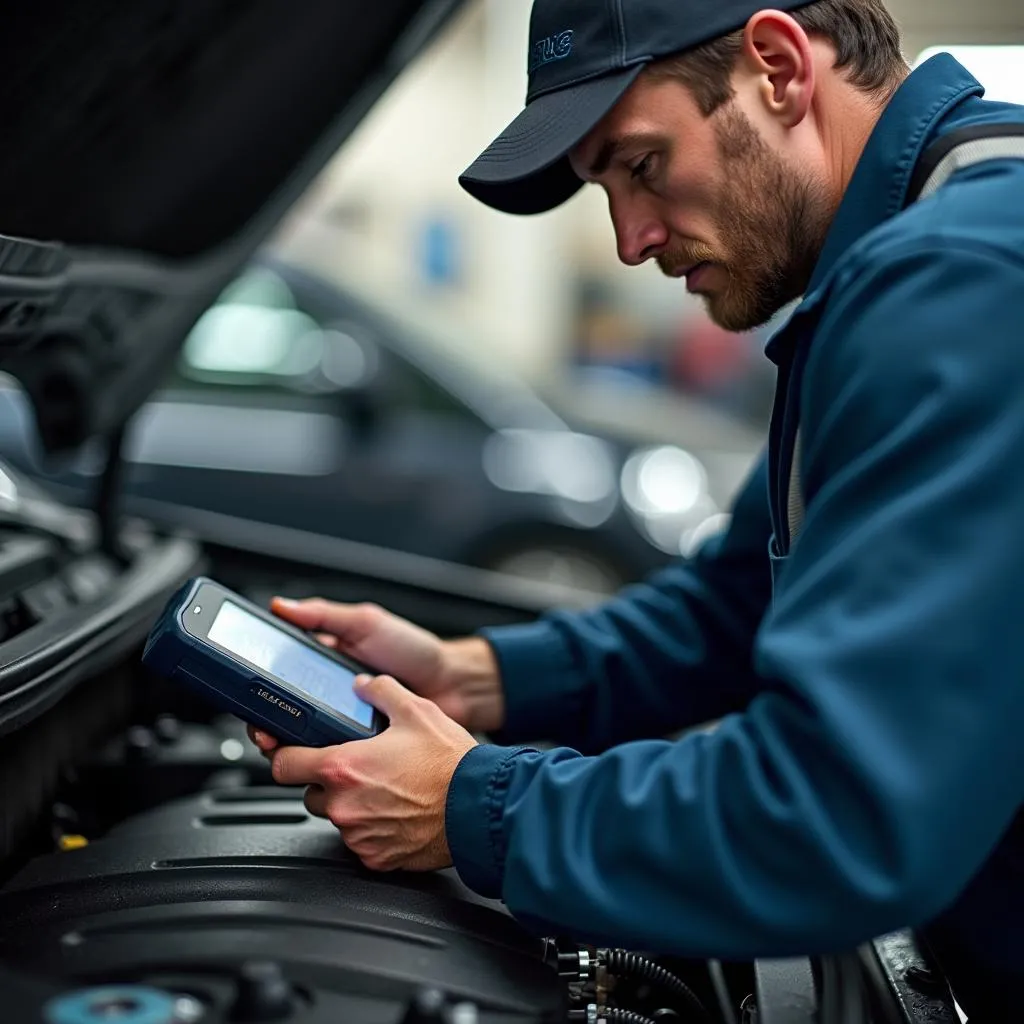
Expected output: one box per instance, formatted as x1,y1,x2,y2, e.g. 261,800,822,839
252,0,1024,1017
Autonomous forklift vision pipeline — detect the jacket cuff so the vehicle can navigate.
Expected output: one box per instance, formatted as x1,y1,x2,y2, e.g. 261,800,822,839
479,620,584,744
446,743,530,898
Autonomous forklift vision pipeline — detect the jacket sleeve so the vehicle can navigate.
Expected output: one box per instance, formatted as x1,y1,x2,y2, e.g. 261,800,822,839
447,242,1024,958
479,452,774,754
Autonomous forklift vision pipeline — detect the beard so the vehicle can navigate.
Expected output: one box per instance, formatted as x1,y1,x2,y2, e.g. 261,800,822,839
659,103,836,332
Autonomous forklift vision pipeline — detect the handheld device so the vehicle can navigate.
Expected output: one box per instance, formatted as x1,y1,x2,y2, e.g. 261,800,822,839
143,576,386,746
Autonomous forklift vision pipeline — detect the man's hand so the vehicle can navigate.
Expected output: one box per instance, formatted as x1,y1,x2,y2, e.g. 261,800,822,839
264,674,478,872
269,597,504,732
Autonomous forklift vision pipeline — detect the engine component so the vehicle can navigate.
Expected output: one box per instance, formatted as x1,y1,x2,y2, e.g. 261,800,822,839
554,948,593,981
598,951,711,1023
5,964,488,1024
0,786,563,1024
228,961,295,1021
66,715,273,832
867,933,960,1024
43,985,198,1024
570,1006,657,1024
752,958,817,1024
402,988,450,1024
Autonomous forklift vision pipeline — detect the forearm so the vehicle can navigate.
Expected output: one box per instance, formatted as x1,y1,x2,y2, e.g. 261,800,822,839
441,636,505,734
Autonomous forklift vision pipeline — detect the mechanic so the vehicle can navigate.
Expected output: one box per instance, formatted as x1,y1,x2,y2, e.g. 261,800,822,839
251,0,1024,1017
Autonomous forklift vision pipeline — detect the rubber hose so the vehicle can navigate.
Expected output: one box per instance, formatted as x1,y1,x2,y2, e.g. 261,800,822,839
597,1008,657,1024
603,952,712,1023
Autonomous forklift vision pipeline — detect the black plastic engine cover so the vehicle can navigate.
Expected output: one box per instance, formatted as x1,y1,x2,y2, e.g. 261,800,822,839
0,787,562,1023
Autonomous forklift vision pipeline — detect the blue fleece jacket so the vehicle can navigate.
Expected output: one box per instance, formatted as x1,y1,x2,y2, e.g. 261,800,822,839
445,56,1024,1018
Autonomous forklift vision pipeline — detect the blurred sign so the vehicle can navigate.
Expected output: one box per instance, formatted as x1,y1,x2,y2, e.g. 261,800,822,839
418,215,462,288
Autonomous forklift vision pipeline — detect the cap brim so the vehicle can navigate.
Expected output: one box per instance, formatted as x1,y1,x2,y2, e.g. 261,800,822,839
459,65,645,215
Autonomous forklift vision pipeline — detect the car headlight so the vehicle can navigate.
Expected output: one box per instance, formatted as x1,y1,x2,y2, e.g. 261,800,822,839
620,446,719,553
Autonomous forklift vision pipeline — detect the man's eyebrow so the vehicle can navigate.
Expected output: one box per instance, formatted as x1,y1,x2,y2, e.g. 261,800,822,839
587,133,659,178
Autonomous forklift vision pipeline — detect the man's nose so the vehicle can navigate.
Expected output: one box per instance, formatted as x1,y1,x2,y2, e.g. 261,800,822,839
610,195,669,266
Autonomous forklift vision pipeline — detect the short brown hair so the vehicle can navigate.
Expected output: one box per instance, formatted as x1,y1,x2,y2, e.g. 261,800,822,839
649,0,908,116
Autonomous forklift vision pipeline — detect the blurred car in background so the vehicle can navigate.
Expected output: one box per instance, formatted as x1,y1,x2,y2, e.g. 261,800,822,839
0,257,762,595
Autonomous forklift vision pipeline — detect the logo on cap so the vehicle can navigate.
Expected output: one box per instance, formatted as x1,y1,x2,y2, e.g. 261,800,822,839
528,30,574,74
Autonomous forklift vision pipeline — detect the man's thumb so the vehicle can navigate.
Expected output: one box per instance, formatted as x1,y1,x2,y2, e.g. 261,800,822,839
354,674,410,718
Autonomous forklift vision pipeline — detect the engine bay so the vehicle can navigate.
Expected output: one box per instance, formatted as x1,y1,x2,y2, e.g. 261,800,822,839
0,478,963,1024
7,720,746,1023
0,696,732,1024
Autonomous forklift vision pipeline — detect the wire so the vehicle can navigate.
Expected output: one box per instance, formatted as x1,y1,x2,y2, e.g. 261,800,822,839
602,951,712,1023
738,994,757,1024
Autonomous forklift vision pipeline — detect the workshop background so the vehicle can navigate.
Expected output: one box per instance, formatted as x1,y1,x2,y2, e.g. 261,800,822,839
0,0,1020,597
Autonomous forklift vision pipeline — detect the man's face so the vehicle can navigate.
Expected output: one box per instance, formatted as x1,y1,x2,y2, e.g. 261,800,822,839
570,74,835,332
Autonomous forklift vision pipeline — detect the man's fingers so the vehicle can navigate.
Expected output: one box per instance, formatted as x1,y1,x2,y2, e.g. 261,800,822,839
270,597,378,646
247,724,280,753
354,674,413,718
271,744,333,787
303,784,327,819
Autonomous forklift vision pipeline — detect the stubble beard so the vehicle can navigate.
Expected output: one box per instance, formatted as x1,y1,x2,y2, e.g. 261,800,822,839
664,103,837,333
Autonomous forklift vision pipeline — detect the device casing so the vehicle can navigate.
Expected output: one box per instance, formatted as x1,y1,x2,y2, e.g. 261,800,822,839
143,577,385,746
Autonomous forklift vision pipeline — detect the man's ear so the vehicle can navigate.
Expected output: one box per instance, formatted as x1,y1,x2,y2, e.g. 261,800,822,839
738,11,815,129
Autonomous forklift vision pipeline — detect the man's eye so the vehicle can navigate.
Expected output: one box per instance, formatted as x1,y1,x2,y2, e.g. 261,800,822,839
630,155,656,181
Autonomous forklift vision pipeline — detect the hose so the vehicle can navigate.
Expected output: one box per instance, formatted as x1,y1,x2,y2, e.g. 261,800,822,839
602,951,712,1023
597,1009,657,1024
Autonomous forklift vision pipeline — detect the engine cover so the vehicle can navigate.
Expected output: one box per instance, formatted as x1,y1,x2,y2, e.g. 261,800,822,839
0,786,563,1023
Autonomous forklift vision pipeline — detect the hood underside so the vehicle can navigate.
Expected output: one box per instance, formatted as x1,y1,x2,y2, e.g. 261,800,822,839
0,0,462,453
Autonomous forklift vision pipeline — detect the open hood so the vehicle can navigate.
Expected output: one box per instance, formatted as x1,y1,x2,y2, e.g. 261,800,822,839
0,0,463,454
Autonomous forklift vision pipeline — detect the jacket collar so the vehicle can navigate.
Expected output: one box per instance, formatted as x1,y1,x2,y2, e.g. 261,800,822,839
765,54,984,363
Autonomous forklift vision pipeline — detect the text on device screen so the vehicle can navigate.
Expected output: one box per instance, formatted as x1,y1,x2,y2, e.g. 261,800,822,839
206,600,374,728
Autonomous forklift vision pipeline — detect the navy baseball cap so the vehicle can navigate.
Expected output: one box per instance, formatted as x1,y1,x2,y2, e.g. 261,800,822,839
459,0,813,215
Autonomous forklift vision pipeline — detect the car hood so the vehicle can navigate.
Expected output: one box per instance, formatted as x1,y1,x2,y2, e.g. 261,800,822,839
0,0,463,455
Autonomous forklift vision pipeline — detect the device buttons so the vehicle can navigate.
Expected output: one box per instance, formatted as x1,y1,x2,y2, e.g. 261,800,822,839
248,681,308,735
